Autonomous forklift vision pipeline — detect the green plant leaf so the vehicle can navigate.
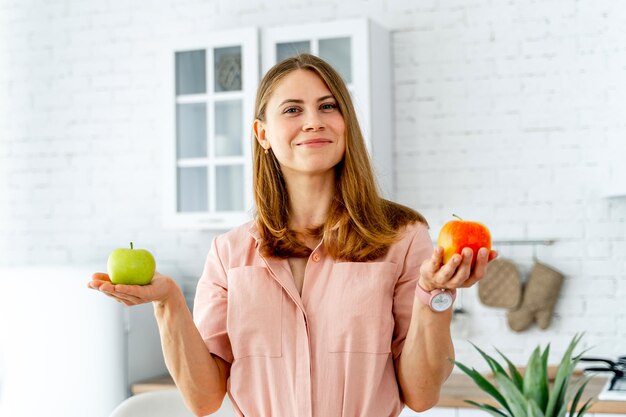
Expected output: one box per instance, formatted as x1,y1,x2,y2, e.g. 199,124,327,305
524,346,549,412
545,334,582,417
471,342,511,382
465,400,511,417
455,361,513,415
568,378,591,417
496,347,525,391
552,388,570,417
541,344,551,409
541,343,550,372
575,397,593,417
494,372,529,417
527,399,547,417
460,335,592,417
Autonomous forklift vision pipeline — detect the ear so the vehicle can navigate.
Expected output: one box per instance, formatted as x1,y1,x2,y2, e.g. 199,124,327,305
253,119,268,148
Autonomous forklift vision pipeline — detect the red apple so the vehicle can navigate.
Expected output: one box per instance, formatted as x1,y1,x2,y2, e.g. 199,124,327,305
437,214,492,268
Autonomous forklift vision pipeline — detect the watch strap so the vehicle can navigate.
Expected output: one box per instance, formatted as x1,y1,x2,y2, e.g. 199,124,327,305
415,282,457,312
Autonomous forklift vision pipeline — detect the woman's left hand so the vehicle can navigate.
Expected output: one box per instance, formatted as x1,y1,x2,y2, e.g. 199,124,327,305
418,246,498,292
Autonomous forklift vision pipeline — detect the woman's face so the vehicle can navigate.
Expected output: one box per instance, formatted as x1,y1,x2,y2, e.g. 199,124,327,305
254,69,346,180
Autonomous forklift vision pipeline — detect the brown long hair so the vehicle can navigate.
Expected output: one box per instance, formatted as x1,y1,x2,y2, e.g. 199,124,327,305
252,53,426,262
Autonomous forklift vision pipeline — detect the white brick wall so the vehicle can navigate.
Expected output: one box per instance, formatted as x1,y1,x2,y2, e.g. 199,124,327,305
392,0,626,366
1,0,625,368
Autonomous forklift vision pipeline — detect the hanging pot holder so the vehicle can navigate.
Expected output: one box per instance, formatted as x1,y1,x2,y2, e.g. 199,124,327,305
478,258,522,309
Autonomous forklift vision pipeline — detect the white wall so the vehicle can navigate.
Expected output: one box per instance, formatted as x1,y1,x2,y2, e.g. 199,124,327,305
0,0,625,381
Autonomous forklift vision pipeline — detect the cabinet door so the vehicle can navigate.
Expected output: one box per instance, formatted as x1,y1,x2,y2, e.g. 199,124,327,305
162,28,258,230
261,18,395,197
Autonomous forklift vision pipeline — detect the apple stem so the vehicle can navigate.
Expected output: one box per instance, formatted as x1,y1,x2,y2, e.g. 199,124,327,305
452,214,464,221
130,242,134,250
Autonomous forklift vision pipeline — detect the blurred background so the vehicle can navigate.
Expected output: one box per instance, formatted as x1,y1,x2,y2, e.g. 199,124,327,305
0,0,625,416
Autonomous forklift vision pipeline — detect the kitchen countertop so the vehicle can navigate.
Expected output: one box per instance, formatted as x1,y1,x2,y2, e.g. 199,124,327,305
132,373,626,414
438,373,624,414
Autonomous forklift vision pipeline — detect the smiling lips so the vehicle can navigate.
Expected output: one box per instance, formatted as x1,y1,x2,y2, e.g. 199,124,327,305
296,138,333,147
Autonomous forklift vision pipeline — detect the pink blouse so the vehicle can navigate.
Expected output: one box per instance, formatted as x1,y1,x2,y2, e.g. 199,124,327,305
193,220,433,417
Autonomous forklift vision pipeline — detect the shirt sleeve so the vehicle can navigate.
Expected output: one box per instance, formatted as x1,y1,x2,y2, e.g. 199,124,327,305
391,221,434,360
193,235,234,364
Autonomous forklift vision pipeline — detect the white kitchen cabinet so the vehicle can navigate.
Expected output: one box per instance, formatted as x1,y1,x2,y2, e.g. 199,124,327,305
162,28,259,230
162,20,396,230
0,266,126,417
261,18,395,197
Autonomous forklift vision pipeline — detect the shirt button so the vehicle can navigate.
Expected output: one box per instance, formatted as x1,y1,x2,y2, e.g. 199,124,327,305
312,253,321,262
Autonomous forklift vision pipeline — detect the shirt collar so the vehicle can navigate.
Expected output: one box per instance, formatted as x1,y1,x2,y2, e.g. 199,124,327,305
247,221,261,244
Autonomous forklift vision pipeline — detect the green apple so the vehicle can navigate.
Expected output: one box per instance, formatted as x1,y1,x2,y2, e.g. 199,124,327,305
107,242,156,285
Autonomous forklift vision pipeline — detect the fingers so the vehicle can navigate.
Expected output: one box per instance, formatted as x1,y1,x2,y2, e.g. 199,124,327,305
99,284,146,306
419,247,444,291
434,252,463,287
88,272,172,307
88,272,148,305
467,248,489,283
459,248,496,288
109,291,144,306
430,246,444,270
101,290,139,305
87,272,111,289
420,246,495,291
442,248,473,287
420,247,465,291
92,272,111,282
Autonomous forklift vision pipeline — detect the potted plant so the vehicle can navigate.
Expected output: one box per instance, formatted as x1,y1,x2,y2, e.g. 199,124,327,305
454,333,593,417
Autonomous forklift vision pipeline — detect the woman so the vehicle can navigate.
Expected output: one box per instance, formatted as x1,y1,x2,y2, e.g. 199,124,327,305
89,54,496,417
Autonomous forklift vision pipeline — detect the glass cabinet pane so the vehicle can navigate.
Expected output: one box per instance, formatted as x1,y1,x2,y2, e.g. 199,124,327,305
176,103,207,158
214,46,242,92
177,167,208,212
276,41,310,62
214,100,243,157
176,50,206,95
319,37,352,83
216,165,244,211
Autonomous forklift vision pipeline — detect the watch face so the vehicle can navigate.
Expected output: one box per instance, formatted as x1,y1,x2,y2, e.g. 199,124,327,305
431,292,453,312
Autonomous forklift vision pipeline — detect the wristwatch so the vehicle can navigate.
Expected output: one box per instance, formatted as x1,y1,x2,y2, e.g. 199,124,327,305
415,282,457,312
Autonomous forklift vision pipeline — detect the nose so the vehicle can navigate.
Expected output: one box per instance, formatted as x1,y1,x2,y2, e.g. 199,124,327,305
302,112,325,131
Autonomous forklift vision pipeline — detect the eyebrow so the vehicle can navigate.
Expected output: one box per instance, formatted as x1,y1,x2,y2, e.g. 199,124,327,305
278,95,336,107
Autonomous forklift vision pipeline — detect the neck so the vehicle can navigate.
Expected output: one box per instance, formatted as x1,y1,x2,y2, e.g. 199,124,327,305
283,172,336,232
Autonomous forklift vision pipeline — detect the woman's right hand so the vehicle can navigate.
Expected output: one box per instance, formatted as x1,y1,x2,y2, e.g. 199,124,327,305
87,271,178,307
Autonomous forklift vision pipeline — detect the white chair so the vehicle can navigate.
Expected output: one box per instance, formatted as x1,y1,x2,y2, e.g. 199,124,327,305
109,389,196,417
109,389,236,417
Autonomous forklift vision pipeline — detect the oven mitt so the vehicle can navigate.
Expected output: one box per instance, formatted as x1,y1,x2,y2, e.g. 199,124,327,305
478,259,522,309
507,261,564,332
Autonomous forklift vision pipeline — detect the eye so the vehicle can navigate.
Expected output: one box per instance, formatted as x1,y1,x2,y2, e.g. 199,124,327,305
283,106,300,114
320,102,338,111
